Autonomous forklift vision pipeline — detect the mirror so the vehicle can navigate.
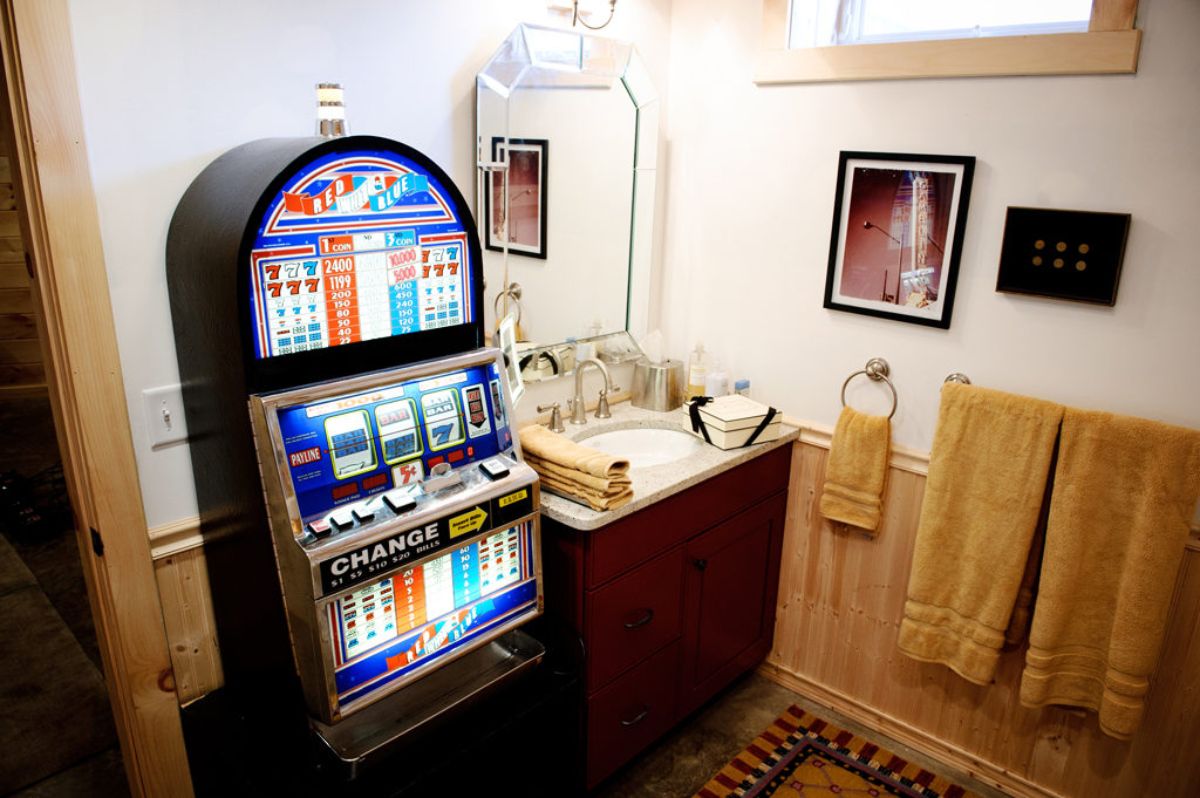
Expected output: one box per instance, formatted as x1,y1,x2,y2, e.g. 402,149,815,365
476,24,657,380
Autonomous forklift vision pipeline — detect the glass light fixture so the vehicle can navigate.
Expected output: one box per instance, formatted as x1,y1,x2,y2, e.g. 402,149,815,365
571,0,618,31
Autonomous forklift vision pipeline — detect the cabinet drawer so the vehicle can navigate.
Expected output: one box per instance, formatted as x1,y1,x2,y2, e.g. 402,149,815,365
586,640,680,789
587,445,790,587
586,549,683,692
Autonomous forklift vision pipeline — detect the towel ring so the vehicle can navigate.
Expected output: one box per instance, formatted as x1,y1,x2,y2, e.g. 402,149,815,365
841,357,898,419
944,372,971,385
493,282,522,325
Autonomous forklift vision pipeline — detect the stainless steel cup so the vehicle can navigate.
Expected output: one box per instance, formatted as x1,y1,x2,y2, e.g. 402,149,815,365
631,358,684,412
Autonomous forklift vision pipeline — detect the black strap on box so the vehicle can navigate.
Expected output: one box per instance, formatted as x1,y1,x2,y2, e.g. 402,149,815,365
688,396,714,444
689,397,778,448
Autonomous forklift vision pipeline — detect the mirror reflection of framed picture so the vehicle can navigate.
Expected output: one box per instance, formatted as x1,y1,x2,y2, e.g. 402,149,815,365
485,137,548,259
824,151,975,329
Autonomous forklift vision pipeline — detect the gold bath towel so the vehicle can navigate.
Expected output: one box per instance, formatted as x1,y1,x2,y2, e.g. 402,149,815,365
518,424,630,478
819,406,891,534
897,383,1063,684
1020,409,1200,739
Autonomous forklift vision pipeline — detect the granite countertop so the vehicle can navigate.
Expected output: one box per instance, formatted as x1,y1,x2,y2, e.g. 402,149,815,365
525,402,799,531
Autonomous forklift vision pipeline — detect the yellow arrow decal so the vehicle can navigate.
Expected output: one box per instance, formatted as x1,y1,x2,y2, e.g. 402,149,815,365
449,506,488,539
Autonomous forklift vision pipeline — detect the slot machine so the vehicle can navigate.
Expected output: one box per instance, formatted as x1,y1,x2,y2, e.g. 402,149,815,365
166,134,544,761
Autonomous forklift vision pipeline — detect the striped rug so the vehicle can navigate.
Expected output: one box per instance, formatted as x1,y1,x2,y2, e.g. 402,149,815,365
694,705,979,798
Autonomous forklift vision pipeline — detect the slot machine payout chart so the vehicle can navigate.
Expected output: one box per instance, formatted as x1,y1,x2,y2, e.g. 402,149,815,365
249,151,474,358
328,523,536,705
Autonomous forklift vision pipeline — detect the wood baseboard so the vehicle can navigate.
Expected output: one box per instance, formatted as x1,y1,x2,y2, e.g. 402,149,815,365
757,661,1066,798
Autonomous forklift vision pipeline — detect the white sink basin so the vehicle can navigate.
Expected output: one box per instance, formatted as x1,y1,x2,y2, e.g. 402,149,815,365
580,427,706,469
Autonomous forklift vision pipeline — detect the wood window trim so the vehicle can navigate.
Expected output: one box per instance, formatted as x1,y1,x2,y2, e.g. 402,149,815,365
756,0,1141,84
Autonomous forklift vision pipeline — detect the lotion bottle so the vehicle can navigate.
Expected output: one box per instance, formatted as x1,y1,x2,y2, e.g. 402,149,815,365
686,342,709,399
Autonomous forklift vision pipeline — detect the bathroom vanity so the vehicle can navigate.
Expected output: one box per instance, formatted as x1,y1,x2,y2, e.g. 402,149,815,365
537,407,797,788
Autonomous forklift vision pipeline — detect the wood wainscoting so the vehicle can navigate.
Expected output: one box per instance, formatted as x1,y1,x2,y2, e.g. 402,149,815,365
149,519,223,705
763,429,1200,798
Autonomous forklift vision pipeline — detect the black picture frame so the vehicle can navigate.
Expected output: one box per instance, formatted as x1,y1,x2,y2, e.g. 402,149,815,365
995,207,1130,306
823,150,975,329
485,137,548,260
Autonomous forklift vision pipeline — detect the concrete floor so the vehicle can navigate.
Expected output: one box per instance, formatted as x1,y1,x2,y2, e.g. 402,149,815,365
0,395,128,797
595,672,1007,798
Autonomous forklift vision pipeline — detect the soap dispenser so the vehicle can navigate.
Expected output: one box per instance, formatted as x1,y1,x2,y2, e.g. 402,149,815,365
686,342,709,399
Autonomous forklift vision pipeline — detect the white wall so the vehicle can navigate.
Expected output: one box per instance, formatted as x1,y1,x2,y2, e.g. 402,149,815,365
66,0,673,528
659,0,1200,454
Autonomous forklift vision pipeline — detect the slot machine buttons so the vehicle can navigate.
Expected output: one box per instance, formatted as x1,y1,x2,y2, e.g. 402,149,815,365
329,509,355,532
480,458,510,481
352,504,375,524
383,490,417,515
306,519,333,539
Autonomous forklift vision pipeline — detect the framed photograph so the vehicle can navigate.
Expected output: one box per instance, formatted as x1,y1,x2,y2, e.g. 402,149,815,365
485,137,548,259
995,207,1130,306
824,151,975,329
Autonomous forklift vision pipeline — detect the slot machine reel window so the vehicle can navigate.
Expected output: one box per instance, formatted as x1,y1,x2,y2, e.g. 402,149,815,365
275,362,515,524
248,148,475,360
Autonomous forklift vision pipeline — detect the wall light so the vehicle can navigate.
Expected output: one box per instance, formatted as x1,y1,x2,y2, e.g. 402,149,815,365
548,0,619,30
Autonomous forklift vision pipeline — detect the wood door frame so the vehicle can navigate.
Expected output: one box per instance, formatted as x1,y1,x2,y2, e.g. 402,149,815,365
0,1,193,795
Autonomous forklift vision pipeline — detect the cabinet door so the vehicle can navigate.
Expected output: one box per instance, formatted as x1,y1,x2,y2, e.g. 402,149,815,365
679,491,787,716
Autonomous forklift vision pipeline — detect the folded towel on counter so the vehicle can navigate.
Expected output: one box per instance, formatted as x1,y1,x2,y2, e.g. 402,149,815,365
536,469,633,512
518,425,633,512
819,406,891,534
523,453,630,495
518,424,629,478
1020,409,1200,739
897,383,1063,685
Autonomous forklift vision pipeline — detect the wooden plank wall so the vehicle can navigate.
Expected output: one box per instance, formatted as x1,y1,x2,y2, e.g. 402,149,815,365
0,111,39,386
0,97,41,391
153,544,224,705
764,439,1200,798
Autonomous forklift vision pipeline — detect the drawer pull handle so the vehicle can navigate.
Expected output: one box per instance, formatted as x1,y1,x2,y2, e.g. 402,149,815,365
620,707,650,727
693,558,708,571
623,609,655,630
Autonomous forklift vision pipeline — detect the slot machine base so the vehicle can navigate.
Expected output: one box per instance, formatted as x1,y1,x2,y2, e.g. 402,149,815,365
312,627,545,781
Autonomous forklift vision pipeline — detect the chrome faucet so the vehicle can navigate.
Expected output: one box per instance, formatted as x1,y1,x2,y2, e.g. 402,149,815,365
568,357,613,425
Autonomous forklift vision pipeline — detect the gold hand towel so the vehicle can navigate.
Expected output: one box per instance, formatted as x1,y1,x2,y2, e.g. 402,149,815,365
537,470,633,512
523,453,631,495
819,406,891,534
518,424,630,478
897,383,1063,684
1020,409,1200,739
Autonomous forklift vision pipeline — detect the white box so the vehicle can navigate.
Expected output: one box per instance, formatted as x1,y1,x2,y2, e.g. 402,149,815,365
683,395,781,450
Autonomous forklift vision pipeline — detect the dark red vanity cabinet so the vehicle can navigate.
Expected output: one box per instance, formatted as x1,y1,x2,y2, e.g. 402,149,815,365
542,445,791,789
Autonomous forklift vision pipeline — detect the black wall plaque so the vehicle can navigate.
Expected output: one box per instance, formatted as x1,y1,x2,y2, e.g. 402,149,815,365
996,207,1130,306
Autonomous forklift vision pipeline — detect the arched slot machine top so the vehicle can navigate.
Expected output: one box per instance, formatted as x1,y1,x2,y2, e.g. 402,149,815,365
168,134,484,395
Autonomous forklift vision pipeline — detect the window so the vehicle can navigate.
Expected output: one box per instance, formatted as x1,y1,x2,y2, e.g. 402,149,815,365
757,0,1141,84
790,0,1094,49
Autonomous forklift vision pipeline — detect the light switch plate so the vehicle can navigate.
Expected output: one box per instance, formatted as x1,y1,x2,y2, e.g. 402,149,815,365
142,384,189,448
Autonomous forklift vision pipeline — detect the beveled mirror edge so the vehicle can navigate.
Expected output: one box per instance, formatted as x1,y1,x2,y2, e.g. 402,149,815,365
475,22,658,382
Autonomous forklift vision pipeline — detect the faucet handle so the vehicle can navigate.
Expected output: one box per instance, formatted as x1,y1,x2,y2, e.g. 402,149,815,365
595,390,612,419
536,402,565,433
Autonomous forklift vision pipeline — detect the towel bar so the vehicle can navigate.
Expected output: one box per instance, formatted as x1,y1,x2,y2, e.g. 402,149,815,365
841,357,898,419
944,372,971,385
